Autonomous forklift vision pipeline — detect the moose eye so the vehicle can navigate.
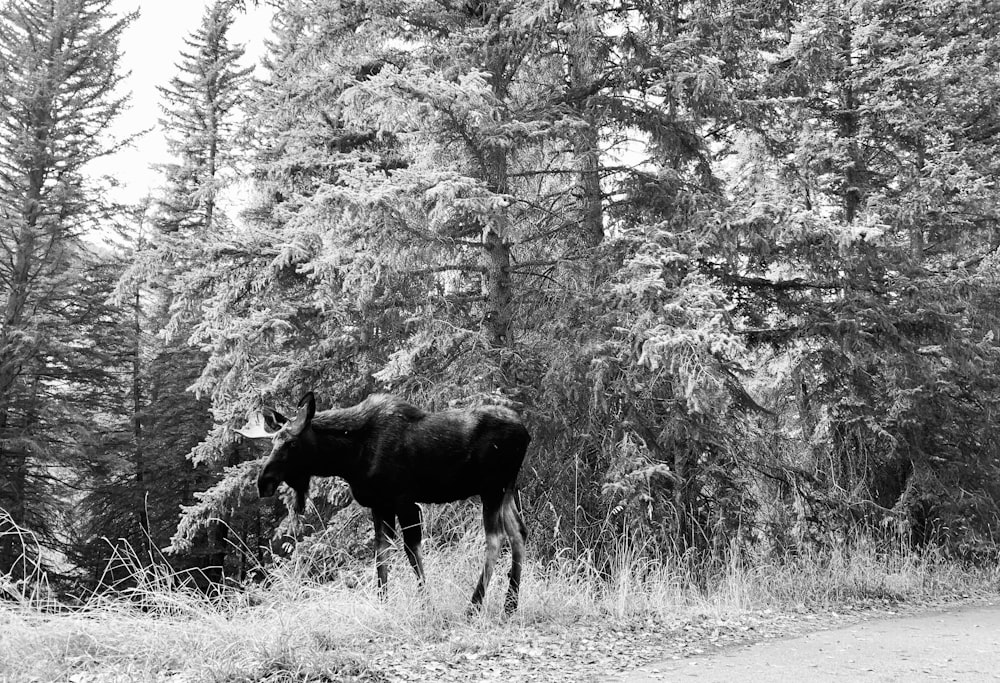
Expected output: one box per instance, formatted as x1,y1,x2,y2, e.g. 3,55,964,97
271,439,296,459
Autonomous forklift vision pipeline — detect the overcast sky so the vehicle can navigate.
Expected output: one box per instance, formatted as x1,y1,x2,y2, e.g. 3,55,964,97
89,1,274,205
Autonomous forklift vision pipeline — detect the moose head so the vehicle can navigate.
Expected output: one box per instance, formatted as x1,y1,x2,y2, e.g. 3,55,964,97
236,392,317,513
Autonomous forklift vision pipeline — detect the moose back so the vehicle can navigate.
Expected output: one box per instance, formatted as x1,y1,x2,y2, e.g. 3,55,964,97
237,392,530,613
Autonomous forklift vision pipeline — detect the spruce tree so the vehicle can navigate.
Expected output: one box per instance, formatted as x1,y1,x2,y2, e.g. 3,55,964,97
0,0,134,576
155,0,252,234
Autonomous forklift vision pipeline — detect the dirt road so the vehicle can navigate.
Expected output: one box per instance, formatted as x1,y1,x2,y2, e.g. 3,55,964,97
622,604,1000,682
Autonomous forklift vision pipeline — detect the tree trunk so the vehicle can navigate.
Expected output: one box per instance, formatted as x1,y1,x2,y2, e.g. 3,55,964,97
563,0,604,247
673,444,692,554
573,124,604,248
910,145,926,262
483,223,513,346
482,34,515,348
0,407,15,574
132,288,151,556
839,23,863,225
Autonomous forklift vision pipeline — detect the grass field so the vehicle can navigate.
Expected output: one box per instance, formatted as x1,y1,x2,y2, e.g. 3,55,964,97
2,529,997,682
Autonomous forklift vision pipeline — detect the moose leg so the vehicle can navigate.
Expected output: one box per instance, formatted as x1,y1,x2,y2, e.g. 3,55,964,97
372,507,396,599
500,490,527,614
469,494,503,611
398,502,426,585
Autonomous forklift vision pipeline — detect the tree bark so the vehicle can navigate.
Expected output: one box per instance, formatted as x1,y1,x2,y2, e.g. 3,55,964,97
481,35,515,348
483,223,513,346
132,287,151,556
563,0,604,247
839,22,864,225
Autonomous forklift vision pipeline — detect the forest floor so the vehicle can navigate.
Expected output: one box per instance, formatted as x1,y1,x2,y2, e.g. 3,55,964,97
276,594,1000,682
1,547,998,682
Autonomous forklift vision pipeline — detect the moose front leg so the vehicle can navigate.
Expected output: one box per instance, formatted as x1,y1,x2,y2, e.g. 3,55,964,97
372,507,396,599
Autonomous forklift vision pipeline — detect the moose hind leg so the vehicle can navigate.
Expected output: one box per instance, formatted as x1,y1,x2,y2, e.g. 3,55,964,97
398,502,426,585
501,491,527,614
372,508,396,600
469,495,503,611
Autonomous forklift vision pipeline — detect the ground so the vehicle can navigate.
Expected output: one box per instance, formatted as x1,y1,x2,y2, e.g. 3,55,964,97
624,602,1000,682
350,596,1000,682
3,551,998,682
4,596,999,681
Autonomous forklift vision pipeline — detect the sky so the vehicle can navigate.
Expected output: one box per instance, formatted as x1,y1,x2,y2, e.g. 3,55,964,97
89,1,274,204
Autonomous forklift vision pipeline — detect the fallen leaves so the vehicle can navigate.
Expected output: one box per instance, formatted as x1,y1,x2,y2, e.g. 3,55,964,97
355,609,844,682
347,595,957,683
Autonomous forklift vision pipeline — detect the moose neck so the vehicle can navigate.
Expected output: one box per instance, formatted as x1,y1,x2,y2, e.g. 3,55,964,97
306,409,372,480
302,427,357,479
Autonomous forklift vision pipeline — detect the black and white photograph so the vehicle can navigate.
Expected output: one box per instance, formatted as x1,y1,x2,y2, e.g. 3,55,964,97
1,0,999,680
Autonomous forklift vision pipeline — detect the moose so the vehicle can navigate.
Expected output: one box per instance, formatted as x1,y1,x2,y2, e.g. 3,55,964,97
236,392,530,614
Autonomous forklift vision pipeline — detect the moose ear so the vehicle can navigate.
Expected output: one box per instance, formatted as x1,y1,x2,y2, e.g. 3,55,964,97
299,392,316,419
287,392,316,435
261,407,287,431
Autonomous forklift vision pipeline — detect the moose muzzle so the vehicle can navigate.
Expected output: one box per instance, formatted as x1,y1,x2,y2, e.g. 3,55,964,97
257,474,279,498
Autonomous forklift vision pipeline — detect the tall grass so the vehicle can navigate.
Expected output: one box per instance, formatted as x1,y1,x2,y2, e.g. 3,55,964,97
0,508,51,608
1,521,997,682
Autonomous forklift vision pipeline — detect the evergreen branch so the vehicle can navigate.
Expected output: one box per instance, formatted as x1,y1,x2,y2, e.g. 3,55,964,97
386,210,484,249
443,292,488,304
711,272,841,291
738,326,801,345
511,268,559,286
511,259,559,269
405,263,486,275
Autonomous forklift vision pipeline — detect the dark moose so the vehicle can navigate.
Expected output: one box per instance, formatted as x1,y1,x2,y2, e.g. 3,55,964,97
237,392,530,614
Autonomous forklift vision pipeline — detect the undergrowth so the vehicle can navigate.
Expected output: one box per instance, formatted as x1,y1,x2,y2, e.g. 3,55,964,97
1,517,998,682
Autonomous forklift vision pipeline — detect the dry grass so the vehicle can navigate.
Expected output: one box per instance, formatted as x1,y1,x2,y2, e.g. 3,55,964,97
1,524,998,682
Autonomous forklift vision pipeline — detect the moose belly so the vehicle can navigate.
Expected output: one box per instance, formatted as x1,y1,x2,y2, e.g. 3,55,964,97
413,483,482,505
348,471,495,508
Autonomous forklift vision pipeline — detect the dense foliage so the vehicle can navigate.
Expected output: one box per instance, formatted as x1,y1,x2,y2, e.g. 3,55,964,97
1,0,998,590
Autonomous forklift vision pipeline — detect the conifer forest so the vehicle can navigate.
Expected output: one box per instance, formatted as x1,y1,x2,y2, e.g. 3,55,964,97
2,0,1000,595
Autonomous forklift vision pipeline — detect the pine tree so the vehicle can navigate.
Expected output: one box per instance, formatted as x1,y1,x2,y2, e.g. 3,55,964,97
155,0,252,234
0,0,134,575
